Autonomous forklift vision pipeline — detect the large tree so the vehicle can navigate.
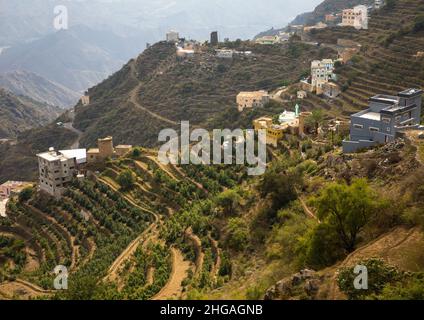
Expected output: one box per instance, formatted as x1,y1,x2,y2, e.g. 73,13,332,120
313,179,382,252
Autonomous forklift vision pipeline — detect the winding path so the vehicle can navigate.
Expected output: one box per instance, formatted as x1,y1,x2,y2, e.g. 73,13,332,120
151,247,191,300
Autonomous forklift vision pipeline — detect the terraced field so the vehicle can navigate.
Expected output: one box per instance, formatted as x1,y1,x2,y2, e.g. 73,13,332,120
0,148,243,299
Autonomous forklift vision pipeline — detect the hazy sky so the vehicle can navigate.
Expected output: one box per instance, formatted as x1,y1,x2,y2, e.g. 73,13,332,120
0,0,323,40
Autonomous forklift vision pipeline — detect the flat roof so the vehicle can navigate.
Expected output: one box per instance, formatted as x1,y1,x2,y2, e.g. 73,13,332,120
59,149,87,164
370,94,399,105
359,111,381,121
37,151,67,162
398,88,423,97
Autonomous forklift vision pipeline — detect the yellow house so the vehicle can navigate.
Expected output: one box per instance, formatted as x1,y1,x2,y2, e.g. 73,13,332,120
253,117,284,147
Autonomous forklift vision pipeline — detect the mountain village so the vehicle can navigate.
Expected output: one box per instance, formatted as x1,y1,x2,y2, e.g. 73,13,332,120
1,0,424,301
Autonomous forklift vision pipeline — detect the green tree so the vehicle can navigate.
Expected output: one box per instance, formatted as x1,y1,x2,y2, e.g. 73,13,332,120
18,186,34,202
117,169,135,190
216,190,241,216
226,217,249,251
313,179,382,252
305,109,325,134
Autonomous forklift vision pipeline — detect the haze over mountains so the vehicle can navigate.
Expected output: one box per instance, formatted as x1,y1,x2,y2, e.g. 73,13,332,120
0,0,322,108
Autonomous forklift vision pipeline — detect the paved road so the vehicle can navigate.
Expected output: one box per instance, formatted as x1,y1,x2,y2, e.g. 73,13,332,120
64,121,83,149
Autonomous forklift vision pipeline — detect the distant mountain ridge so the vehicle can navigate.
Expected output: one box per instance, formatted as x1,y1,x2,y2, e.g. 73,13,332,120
0,88,61,138
0,70,80,108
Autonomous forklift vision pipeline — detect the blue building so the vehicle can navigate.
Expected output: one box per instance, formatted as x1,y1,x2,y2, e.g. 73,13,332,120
343,88,423,153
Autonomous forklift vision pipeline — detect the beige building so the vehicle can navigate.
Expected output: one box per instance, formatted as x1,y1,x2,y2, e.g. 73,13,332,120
341,5,368,30
80,95,90,106
115,145,133,157
37,148,81,198
323,82,341,98
303,22,328,33
297,90,307,99
87,136,133,163
237,91,270,112
87,136,114,163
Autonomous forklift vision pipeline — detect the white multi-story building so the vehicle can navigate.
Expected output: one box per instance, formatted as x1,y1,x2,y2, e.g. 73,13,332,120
311,59,335,94
341,5,369,30
166,30,179,43
37,148,86,198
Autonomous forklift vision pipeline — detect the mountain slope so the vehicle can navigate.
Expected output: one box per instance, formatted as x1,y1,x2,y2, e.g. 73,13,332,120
0,27,128,93
74,40,335,147
0,70,80,108
0,88,61,138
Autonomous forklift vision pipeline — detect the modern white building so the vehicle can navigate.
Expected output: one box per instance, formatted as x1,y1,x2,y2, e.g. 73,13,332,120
37,148,86,198
216,49,234,59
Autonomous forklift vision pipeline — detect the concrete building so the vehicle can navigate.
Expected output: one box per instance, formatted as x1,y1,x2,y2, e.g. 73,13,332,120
210,31,219,46
37,148,84,198
341,5,369,30
311,59,335,94
325,14,338,22
166,30,179,43
323,82,341,98
237,91,270,112
343,88,423,153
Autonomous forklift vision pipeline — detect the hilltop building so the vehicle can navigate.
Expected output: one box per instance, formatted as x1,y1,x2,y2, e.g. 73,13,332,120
237,91,270,112
87,136,133,163
176,47,195,58
210,31,219,46
343,88,423,153
37,148,86,198
341,5,368,30
80,94,90,106
166,30,179,43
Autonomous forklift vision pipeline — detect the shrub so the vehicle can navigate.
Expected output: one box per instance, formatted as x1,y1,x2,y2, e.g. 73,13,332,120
117,169,135,190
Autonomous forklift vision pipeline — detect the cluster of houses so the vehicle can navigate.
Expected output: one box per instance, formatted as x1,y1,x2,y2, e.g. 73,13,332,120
253,105,312,147
36,136,132,198
255,31,293,45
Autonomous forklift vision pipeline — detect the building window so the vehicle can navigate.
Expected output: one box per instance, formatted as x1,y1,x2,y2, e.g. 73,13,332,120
353,124,363,129
382,117,391,124
369,127,379,132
